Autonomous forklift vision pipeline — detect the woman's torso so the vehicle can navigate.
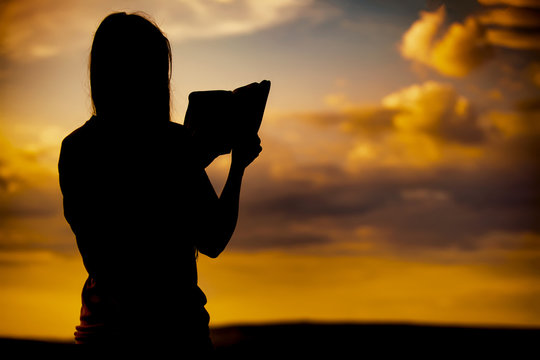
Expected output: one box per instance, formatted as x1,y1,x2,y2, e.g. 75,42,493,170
59,116,212,343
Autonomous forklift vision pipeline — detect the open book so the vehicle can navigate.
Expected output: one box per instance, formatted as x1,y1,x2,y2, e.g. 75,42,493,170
184,80,271,155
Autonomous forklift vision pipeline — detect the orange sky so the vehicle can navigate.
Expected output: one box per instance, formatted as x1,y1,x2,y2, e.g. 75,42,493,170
1,0,539,340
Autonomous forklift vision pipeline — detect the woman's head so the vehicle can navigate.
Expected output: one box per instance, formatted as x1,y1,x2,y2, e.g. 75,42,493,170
90,12,172,123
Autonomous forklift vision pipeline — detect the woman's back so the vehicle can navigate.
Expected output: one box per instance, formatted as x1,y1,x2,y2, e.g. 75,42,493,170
59,116,214,345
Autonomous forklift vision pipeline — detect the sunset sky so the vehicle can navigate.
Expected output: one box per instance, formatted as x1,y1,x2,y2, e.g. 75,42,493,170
1,0,539,340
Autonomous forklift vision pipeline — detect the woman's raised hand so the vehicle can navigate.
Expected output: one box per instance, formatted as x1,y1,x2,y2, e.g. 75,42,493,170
231,135,262,170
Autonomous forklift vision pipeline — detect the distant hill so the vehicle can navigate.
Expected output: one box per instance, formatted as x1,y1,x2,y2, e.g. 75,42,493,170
211,322,539,357
1,322,538,357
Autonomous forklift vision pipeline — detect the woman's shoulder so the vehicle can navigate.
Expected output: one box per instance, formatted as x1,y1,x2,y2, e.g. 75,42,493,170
61,118,191,154
61,117,99,149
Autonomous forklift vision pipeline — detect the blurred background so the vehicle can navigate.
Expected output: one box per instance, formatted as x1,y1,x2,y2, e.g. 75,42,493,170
0,0,539,341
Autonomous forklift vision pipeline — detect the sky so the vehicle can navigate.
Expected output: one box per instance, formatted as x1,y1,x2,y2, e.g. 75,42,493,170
0,0,539,340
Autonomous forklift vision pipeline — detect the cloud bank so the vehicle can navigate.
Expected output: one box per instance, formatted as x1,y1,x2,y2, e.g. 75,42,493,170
215,77,540,259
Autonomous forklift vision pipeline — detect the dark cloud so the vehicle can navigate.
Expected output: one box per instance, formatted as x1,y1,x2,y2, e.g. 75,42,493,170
245,181,395,220
0,190,60,219
230,138,540,253
515,97,540,112
0,211,75,259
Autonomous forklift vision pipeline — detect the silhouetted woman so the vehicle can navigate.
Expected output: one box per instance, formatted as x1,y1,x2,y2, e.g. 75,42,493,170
58,12,261,351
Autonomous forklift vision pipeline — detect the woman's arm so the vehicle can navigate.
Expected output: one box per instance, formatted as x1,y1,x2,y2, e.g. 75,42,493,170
196,137,262,258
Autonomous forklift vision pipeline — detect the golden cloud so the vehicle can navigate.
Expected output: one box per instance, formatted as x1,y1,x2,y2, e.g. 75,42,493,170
381,81,473,136
297,82,487,171
401,3,540,76
400,6,493,77
429,17,494,77
343,81,540,171
400,6,445,66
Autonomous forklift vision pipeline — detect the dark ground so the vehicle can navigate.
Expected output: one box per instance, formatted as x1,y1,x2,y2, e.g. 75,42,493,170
1,322,538,358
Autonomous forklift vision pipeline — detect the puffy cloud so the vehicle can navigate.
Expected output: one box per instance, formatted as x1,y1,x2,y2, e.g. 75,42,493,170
429,17,494,77
0,0,313,61
401,2,540,76
381,81,485,144
288,89,485,174
338,81,485,170
400,6,445,67
313,82,485,142
400,6,493,77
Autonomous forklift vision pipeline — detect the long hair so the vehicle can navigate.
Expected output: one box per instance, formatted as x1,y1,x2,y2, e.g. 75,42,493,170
90,12,172,123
